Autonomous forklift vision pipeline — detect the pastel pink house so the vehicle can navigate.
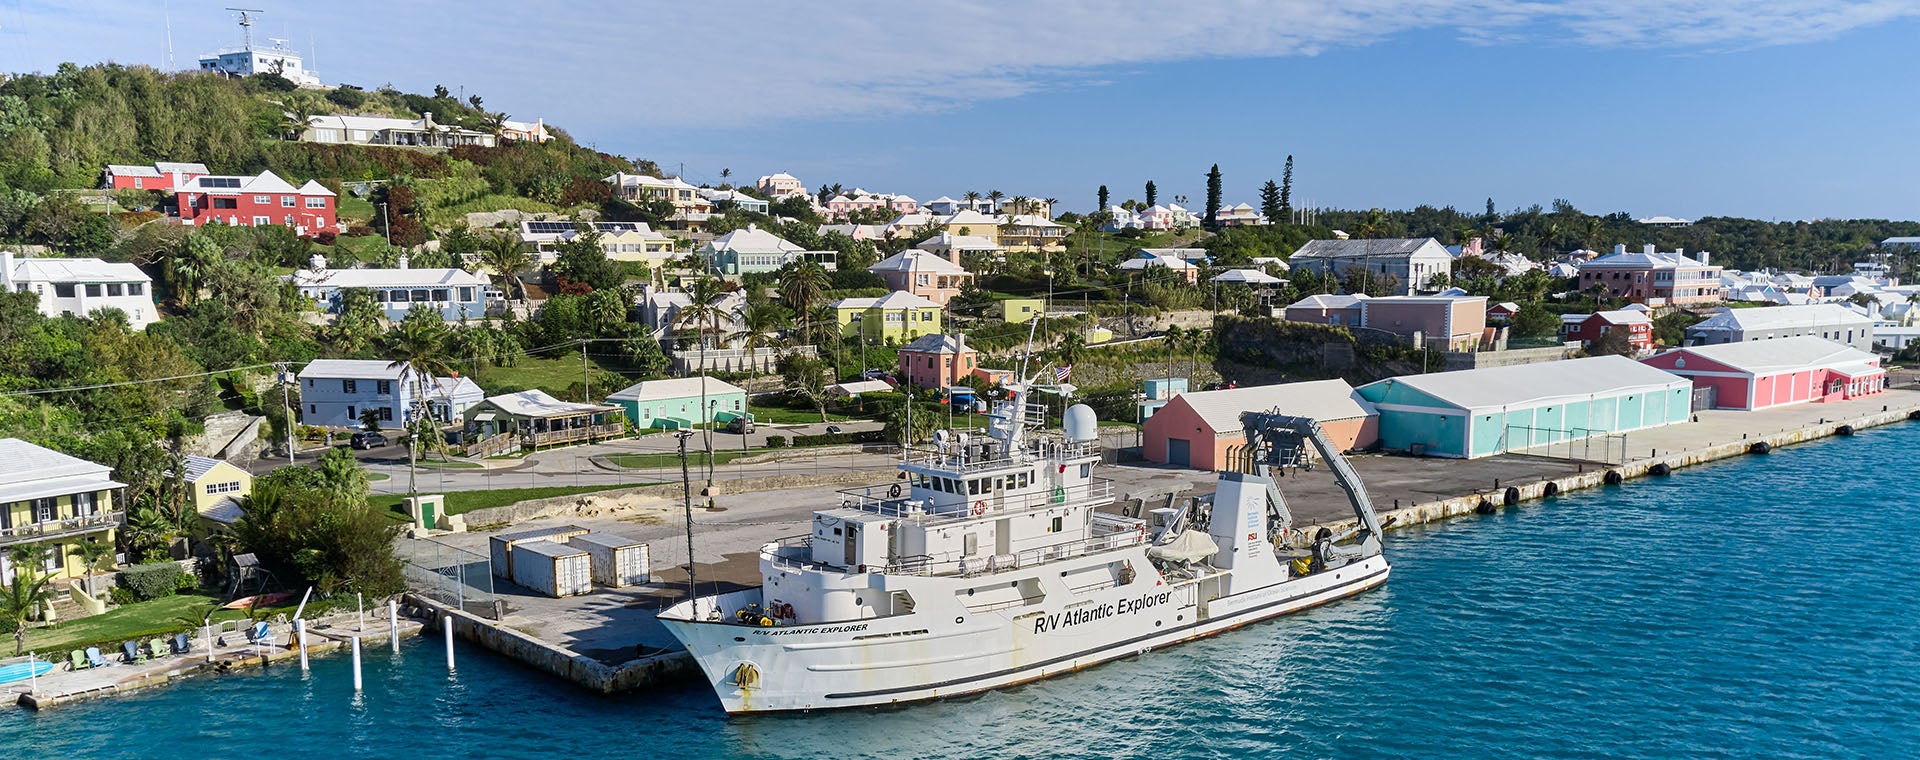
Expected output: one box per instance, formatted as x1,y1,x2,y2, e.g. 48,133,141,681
1640,336,1885,411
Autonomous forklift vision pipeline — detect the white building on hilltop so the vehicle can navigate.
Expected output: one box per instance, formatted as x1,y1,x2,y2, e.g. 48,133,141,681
197,10,323,88
1,251,158,328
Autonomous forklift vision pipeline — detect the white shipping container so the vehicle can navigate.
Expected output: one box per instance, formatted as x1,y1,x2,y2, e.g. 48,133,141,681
509,540,592,598
489,525,591,580
568,533,650,587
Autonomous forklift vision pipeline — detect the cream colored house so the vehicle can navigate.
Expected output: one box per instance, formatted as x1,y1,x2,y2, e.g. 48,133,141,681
177,455,252,524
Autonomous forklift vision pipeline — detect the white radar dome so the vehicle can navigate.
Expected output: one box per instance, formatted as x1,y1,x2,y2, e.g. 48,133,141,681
1063,404,1098,443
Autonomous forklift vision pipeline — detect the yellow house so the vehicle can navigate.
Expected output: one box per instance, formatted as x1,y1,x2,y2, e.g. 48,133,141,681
832,290,944,342
997,298,1046,322
0,438,122,583
178,455,252,523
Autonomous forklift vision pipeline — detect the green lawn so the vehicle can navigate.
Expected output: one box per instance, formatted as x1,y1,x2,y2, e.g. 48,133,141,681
369,483,639,517
605,450,758,469
337,195,376,224
476,355,614,397
747,405,859,424
24,593,253,655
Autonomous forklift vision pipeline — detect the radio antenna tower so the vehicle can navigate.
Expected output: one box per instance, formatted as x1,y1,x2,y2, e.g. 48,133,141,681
227,7,265,49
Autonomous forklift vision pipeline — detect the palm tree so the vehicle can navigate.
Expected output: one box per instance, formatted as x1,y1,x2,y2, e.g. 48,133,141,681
779,261,831,345
728,303,790,385
962,190,981,211
674,276,737,354
72,537,114,599
479,235,533,302
1055,331,1087,372
124,502,176,563
2,545,54,654
385,310,456,496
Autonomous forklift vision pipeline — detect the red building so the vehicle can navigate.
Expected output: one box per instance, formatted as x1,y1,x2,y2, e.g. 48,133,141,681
1560,309,1655,351
1143,379,1377,470
103,161,209,191
1640,336,1885,411
174,171,337,237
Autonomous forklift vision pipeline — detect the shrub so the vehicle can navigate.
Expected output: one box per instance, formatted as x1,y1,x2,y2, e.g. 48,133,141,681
108,586,137,606
791,430,886,447
764,435,787,448
117,562,186,602
313,230,338,245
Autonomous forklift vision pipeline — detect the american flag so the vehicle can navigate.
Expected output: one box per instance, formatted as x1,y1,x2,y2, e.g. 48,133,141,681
1054,365,1072,382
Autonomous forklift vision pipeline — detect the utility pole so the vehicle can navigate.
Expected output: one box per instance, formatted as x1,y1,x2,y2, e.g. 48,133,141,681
676,430,699,618
580,339,591,403
278,362,295,462
380,202,391,246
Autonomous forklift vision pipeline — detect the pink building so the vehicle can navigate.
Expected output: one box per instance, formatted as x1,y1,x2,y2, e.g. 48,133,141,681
1577,244,1723,306
174,171,337,237
1143,379,1377,470
1288,294,1487,351
868,250,973,307
897,334,979,390
1283,293,1368,326
1640,336,1885,411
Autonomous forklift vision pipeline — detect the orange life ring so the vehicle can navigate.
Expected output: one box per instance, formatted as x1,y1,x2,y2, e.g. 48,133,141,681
971,501,986,516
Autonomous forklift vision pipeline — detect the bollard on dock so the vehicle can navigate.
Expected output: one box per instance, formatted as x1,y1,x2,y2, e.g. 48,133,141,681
352,636,363,692
296,619,309,672
444,615,455,670
389,599,399,654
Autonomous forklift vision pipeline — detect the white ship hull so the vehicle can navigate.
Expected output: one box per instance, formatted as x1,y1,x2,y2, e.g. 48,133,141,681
660,553,1390,714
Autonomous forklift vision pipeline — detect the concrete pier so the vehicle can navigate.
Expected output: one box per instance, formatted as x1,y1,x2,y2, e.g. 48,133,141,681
12,610,424,710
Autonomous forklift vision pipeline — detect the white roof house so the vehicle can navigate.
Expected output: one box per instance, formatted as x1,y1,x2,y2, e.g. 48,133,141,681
1118,253,1197,272
1,251,160,329
869,250,968,276
1686,304,1876,350
914,232,1003,258
290,265,488,290
606,376,748,404
0,438,125,502
1210,269,1285,285
701,226,805,255
832,290,942,311
479,389,614,418
297,359,410,381
825,380,894,398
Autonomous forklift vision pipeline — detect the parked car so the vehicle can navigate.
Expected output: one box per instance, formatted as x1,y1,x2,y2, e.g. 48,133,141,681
725,416,755,435
350,431,391,450
825,425,843,434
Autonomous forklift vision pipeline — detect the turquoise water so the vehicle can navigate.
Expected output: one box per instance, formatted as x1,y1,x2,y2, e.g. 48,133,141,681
7,423,1919,759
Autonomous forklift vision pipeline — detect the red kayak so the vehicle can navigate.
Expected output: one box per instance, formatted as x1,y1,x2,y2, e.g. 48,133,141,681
222,592,294,610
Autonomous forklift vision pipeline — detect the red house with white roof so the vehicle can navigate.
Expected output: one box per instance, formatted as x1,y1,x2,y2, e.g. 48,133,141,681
1561,309,1655,351
103,161,210,191
173,171,337,237
1640,336,1885,411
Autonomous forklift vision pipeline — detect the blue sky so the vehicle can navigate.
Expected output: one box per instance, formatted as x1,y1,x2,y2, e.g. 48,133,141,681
11,1,1920,220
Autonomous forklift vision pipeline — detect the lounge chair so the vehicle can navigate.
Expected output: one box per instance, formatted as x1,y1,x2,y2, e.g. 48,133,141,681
248,621,271,647
68,650,88,671
146,638,168,659
121,640,145,664
84,647,106,668
171,633,191,654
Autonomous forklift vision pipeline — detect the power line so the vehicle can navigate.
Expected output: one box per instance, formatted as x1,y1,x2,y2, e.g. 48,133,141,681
0,362,281,399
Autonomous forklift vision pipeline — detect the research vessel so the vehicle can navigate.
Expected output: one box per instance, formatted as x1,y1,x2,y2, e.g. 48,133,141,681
658,370,1392,714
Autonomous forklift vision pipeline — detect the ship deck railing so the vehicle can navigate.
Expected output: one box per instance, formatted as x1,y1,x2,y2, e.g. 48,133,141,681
902,438,1101,475
835,478,1114,526
765,513,1148,578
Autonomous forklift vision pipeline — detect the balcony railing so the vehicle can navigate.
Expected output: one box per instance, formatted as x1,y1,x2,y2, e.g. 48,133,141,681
0,511,122,545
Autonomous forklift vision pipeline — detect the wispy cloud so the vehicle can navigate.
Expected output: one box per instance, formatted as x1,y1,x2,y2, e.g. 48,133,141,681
17,0,1920,132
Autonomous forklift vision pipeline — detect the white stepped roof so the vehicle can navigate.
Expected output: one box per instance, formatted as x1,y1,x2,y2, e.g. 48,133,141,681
1175,379,1374,433
1369,355,1688,411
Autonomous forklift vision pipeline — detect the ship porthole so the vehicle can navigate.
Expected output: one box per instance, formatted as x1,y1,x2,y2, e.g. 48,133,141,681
1177,615,1184,621
955,616,965,624
734,637,745,642
1155,621,1163,627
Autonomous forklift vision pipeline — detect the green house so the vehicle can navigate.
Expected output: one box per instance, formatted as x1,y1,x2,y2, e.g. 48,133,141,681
606,376,749,430
1355,355,1693,459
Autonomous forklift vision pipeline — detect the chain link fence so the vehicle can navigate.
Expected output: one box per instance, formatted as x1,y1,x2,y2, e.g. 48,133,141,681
1500,425,1629,465
402,538,499,619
